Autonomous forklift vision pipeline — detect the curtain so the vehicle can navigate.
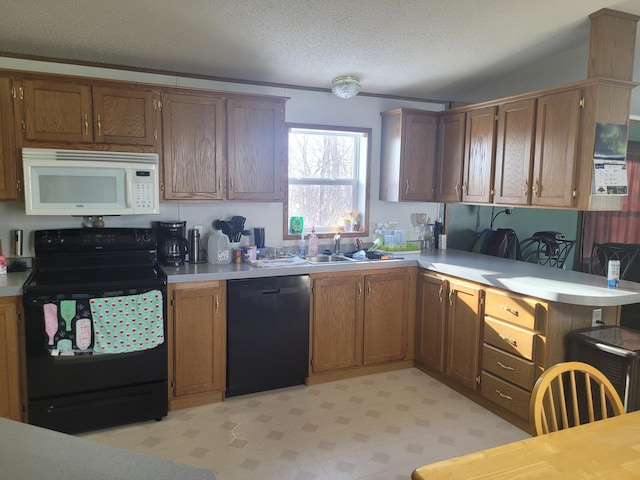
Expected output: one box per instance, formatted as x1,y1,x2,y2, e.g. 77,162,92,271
581,142,640,270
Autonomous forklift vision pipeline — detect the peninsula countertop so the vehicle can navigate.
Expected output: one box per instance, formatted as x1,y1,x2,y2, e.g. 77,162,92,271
4,249,640,307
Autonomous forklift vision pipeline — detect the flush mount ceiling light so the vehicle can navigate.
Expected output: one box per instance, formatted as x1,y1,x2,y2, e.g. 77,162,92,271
331,75,361,99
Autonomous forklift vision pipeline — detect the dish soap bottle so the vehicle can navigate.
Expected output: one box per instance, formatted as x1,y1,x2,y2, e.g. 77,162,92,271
308,227,318,256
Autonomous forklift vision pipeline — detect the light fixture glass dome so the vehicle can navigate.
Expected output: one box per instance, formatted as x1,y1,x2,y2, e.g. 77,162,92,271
331,75,361,99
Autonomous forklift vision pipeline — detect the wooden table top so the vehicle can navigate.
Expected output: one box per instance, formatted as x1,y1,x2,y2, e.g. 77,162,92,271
411,411,640,479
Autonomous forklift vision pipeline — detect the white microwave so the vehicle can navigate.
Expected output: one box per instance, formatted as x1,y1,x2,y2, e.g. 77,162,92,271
22,148,160,216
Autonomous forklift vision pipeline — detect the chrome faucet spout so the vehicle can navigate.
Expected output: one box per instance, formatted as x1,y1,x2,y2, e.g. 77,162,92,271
334,232,341,254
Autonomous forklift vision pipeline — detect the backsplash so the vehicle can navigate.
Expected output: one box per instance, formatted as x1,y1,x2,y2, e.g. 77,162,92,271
0,200,440,257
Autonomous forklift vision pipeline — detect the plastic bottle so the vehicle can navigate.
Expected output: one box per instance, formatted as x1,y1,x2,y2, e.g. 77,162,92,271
298,234,306,258
207,230,231,265
308,227,318,256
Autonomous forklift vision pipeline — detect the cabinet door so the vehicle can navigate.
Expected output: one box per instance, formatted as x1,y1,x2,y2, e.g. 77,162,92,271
363,271,409,364
171,282,226,397
380,111,438,202
436,112,465,202
493,98,536,205
415,272,446,371
311,275,363,373
21,79,93,143
0,299,21,421
161,92,225,200
532,89,582,207
463,106,497,203
93,86,159,146
0,76,17,200
226,96,286,201
446,279,483,390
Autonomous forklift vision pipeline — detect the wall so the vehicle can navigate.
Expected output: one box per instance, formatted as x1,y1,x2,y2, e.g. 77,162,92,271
0,56,443,256
447,204,581,269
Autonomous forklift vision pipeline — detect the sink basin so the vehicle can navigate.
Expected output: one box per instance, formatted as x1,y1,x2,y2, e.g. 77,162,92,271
306,255,353,263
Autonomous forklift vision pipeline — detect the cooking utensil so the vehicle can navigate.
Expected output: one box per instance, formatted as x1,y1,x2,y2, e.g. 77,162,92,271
60,300,76,332
43,303,58,346
75,318,92,350
57,339,72,352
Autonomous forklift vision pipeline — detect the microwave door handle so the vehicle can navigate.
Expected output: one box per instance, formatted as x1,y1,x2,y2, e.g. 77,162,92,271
125,171,132,208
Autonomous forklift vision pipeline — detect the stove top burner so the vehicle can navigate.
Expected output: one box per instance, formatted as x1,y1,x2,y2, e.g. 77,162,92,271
25,227,166,296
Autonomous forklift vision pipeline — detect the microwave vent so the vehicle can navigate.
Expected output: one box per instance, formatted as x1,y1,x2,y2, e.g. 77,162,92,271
22,148,158,164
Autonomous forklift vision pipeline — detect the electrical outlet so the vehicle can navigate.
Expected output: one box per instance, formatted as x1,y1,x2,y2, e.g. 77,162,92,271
194,225,203,236
592,308,603,327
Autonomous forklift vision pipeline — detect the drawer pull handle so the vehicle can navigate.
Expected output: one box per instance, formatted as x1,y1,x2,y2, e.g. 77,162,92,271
500,305,519,316
495,389,513,400
497,361,514,371
499,334,517,347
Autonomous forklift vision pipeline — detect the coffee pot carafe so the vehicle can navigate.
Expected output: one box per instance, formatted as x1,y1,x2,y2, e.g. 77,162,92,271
156,221,188,266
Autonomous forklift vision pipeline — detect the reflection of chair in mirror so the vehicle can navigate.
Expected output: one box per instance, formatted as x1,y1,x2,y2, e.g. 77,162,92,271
529,361,624,436
520,231,575,268
589,243,640,279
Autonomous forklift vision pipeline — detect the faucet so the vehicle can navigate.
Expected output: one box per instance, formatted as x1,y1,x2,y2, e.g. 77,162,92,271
334,231,341,255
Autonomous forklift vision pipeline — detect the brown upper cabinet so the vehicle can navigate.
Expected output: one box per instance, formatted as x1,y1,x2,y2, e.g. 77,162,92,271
379,108,438,202
436,112,466,203
226,96,287,201
14,77,160,148
0,76,18,200
531,89,582,208
412,77,636,211
463,106,497,204
493,98,537,205
161,91,226,201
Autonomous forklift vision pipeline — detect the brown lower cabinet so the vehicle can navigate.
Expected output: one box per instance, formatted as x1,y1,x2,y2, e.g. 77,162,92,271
309,268,415,381
0,296,23,421
416,269,621,430
415,271,483,390
168,281,226,410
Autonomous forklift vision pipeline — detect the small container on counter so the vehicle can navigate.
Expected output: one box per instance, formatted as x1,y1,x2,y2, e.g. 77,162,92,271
608,259,621,288
242,245,258,262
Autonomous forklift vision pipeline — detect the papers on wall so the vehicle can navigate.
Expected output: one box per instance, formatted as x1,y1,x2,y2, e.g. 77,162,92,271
592,122,629,196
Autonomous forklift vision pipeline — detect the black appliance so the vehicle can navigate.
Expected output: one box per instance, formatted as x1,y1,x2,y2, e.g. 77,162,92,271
23,228,168,434
226,275,310,397
569,326,640,413
156,221,188,266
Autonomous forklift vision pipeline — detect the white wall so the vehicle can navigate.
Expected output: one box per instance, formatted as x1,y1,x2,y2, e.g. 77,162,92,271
0,57,443,256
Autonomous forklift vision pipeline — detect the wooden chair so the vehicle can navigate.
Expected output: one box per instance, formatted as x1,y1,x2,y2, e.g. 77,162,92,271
529,361,624,436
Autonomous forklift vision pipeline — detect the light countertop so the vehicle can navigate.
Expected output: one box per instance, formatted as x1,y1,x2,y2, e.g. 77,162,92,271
0,418,216,480
417,249,640,307
4,250,640,307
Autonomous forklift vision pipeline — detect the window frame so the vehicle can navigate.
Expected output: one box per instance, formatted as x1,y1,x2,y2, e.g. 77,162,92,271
283,123,371,240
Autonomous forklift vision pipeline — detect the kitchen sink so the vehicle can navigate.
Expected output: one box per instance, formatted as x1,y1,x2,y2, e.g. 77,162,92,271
306,254,354,263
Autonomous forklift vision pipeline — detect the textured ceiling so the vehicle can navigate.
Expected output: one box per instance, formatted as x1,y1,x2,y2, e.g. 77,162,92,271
1,0,640,110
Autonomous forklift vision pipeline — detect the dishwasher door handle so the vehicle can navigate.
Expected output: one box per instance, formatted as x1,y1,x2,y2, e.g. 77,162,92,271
261,288,281,295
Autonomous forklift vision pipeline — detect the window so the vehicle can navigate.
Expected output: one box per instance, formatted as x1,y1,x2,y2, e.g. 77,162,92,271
285,124,371,238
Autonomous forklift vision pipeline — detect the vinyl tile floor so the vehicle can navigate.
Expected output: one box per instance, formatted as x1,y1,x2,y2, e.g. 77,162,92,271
82,368,530,479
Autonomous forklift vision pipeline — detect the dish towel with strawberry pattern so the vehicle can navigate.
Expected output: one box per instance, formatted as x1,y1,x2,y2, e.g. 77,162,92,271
89,290,164,354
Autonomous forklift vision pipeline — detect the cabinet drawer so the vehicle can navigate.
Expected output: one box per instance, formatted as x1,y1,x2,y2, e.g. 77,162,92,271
484,289,545,331
481,371,530,420
484,317,537,360
482,343,535,390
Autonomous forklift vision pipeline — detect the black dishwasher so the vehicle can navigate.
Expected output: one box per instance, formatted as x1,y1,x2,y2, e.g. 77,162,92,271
226,275,310,397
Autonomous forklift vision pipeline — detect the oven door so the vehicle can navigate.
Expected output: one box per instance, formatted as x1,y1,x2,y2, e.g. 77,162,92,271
24,284,168,433
24,285,167,400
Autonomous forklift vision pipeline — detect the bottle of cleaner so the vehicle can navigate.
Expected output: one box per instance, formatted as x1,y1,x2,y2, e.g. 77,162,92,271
308,227,318,256
207,229,231,265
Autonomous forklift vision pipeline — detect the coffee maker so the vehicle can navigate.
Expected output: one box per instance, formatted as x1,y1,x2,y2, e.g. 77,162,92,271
156,221,188,266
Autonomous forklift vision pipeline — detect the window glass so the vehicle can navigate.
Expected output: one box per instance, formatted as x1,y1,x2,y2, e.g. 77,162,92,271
286,124,370,237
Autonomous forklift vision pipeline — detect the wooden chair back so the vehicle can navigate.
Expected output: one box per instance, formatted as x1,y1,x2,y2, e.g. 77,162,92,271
529,361,624,436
